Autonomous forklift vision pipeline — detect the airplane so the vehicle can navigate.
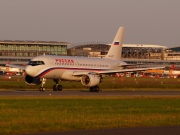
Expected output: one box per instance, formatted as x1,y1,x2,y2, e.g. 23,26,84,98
6,27,164,92
145,64,180,78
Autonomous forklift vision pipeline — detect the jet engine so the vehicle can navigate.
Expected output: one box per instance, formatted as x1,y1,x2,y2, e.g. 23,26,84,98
25,75,41,85
81,74,101,87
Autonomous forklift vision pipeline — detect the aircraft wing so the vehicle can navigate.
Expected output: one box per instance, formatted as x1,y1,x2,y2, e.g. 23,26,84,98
73,71,93,76
5,63,26,70
72,67,165,76
97,67,165,74
118,63,143,67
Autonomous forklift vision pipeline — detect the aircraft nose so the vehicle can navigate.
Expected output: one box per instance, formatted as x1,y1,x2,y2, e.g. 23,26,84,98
25,66,36,77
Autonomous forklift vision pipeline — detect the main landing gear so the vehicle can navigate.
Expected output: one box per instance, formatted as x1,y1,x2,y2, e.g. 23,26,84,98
53,79,62,91
90,86,99,92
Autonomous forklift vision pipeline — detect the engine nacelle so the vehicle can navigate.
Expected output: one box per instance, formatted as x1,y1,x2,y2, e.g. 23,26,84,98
81,74,101,87
25,75,41,85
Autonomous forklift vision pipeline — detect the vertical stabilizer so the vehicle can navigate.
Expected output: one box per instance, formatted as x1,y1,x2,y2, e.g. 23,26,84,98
105,27,124,60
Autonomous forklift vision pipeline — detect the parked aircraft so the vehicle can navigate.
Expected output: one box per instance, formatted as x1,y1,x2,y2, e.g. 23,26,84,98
145,64,180,78
6,27,164,92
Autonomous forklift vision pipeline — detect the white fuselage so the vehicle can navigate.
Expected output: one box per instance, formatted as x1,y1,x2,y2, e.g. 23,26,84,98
25,55,127,81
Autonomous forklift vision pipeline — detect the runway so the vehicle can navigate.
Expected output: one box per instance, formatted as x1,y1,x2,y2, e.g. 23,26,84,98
0,89,180,96
27,126,180,135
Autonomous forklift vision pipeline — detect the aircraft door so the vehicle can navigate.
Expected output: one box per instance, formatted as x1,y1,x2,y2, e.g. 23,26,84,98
47,57,54,67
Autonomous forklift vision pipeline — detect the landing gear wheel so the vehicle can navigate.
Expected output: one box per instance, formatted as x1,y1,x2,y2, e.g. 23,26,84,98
90,87,95,92
90,86,99,92
53,79,62,91
39,87,45,92
53,85,57,91
94,86,99,92
53,85,62,91
57,85,62,91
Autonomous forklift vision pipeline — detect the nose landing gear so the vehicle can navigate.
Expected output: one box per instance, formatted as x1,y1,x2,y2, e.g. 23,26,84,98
39,78,46,91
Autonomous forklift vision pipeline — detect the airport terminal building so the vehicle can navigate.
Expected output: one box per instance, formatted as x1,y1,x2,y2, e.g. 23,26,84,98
1,40,180,67
68,43,180,66
68,43,167,58
0,40,71,65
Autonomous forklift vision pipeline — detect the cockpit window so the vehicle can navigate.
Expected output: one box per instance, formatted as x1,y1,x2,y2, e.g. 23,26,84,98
28,61,45,66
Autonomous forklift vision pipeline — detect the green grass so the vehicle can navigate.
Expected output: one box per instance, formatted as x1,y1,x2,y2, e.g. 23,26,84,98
1,76,180,90
0,96,180,135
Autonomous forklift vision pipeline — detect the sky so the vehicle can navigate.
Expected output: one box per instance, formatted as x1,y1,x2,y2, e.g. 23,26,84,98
0,0,180,47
